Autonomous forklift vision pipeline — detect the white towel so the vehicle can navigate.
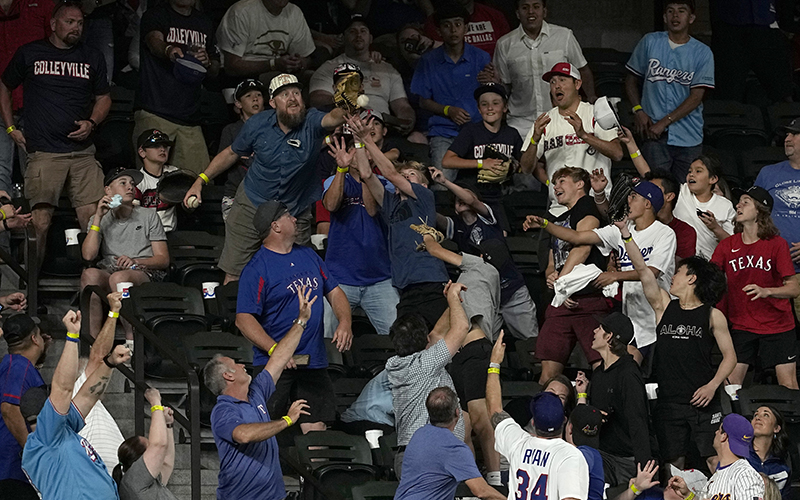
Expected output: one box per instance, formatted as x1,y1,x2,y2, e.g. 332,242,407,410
551,263,619,307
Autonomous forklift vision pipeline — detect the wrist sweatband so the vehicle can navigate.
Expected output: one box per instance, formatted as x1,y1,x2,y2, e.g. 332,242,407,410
489,362,501,370
541,219,548,229
151,405,164,412
103,354,116,368
5,125,15,134
685,493,695,500
632,104,643,113
630,150,641,159
108,311,119,318
199,173,210,185
530,137,537,146
544,179,549,186
66,332,80,343
487,367,500,375
443,105,451,117
0,208,6,220
337,166,349,173
268,343,277,356
325,135,332,145
282,415,293,426
354,142,365,149
622,234,633,243
577,392,588,399
630,484,641,496
476,159,483,169
90,225,101,233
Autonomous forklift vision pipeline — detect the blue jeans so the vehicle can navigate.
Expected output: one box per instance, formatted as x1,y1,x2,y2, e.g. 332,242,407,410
429,135,456,182
324,279,399,337
640,133,703,185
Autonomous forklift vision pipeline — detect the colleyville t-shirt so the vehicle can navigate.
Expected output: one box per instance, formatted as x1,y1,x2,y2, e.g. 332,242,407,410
1,39,109,153
447,121,522,187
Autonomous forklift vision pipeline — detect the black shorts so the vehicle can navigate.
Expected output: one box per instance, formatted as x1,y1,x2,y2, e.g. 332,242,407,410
654,401,722,461
448,337,492,411
731,329,797,368
256,367,336,425
397,282,448,329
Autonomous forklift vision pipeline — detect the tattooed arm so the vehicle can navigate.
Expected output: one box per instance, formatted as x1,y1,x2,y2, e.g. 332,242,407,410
73,344,130,417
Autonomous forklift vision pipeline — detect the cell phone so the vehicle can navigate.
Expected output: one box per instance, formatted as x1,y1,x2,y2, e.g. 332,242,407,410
696,209,707,218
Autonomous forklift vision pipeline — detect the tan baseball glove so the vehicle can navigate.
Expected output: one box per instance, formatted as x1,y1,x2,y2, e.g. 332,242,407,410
334,71,363,114
409,217,444,252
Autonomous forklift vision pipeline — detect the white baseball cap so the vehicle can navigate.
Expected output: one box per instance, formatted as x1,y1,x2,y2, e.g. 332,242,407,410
268,73,302,98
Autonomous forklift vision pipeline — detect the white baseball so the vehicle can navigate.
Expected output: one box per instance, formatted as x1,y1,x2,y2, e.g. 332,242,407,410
357,94,369,108
187,195,200,209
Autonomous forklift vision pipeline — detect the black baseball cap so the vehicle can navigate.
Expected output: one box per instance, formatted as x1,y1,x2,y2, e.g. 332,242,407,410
253,200,289,238
569,404,603,449
333,62,363,83
137,129,174,149
597,312,634,346
104,166,143,187
474,83,508,102
2,314,39,347
344,13,368,31
234,79,266,101
740,185,774,212
782,118,800,134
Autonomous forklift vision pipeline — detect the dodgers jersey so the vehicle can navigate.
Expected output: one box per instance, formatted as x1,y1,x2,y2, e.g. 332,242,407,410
626,32,714,147
495,418,589,500
701,459,764,500
522,101,617,217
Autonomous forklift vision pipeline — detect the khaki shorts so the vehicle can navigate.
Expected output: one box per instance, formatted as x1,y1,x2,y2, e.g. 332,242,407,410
218,183,313,276
133,110,209,175
25,145,104,208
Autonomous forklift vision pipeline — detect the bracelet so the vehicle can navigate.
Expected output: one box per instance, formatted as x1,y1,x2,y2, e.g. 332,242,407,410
443,105,451,117
632,104,643,113
164,44,173,59
325,135,333,145
166,423,173,428
487,367,501,375
544,179,549,186
685,493,695,500
87,118,97,130
0,208,6,220
541,219,548,229
282,415,294,426
151,405,164,412
293,318,307,330
622,234,633,243
268,343,277,356
630,484,641,496
199,173,210,185
630,149,641,159
5,125,15,134
66,332,80,343
476,159,483,169
90,224,101,233
103,354,116,368
489,362,501,369
337,166,349,173
530,137,537,146
577,392,588,399
354,142,365,149
108,311,119,318
667,115,673,123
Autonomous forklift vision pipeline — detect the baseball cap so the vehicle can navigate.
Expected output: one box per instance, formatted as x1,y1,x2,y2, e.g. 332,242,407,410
2,314,39,348
269,73,303,99
740,185,774,212
137,129,174,149
20,386,48,423
633,180,664,213
473,239,511,273
598,312,634,346
569,404,603,449
104,166,143,187
234,79,266,101
344,13,368,31
360,108,385,126
542,62,581,82
782,117,800,134
474,82,508,102
722,413,754,457
333,62,363,83
173,53,207,86
253,200,289,238
529,391,565,434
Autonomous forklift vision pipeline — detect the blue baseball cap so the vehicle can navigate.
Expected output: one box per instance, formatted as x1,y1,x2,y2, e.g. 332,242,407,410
632,180,664,213
722,413,754,457
529,392,565,434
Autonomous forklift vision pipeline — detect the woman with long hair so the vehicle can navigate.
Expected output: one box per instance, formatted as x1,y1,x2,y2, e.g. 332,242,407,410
749,406,792,499
113,388,177,500
710,187,800,389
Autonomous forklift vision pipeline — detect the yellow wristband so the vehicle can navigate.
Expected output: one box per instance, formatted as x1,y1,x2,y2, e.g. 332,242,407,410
632,104,643,113
199,173,210,185
151,405,164,412
90,225,101,233
476,159,483,169
66,332,80,339
443,105,451,117
685,493,695,500
630,484,641,496
530,137,537,146
337,166,349,173
268,343,277,356
487,367,500,375
282,415,293,426
0,209,6,220
325,135,333,145
541,219,548,229
622,234,633,243
545,179,549,186
354,142,365,149
108,311,119,318
5,125,15,134
577,392,588,399
630,150,641,159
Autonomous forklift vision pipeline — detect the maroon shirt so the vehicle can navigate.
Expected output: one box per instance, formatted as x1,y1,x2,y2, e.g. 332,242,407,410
423,3,510,57
0,0,52,111
668,216,697,261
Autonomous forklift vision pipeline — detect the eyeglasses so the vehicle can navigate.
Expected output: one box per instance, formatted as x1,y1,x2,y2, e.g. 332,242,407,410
235,79,261,95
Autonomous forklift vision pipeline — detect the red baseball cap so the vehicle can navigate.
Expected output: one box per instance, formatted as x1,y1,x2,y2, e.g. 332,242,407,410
542,62,581,82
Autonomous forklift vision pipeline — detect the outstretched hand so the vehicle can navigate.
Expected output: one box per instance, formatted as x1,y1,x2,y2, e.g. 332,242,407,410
490,330,506,365
62,310,81,333
296,285,318,323
631,460,660,493
327,136,355,170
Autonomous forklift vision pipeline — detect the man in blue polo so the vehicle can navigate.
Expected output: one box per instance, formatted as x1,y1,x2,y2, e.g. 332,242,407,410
183,73,349,282
410,1,491,181
625,0,714,184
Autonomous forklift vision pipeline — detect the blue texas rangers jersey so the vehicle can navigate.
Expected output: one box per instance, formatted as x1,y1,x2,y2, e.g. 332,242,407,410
626,31,714,148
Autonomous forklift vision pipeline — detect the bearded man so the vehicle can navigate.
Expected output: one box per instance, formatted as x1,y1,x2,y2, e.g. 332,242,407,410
184,73,349,282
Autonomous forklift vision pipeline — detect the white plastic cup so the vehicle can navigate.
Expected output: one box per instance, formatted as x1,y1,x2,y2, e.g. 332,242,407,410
365,429,383,449
724,384,741,401
310,234,327,251
117,281,134,299
65,228,80,246
645,383,659,401
203,281,220,299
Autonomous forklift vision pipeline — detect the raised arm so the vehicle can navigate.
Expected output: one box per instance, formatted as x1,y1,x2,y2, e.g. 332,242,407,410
321,138,355,213
523,214,602,246
519,113,550,175
321,107,348,130
564,110,623,161
485,331,506,419
442,282,470,356
182,147,240,208
347,114,416,199
50,311,84,415
617,221,669,319
352,146,385,207
264,285,317,383
430,167,490,218
142,388,175,484
74,343,130,418
82,196,112,261
84,293,122,376
618,126,651,177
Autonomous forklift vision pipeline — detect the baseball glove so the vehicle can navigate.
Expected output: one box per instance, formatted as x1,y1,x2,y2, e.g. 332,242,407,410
409,217,444,252
607,172,638,222
477,144,519,184
334,71,363,114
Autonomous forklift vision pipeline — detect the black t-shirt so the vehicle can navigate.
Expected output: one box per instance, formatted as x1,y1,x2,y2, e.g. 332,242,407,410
549,195,606,296
218,119,249,198
138,4,217,125
447,121,522,188
654,300,716,404
2,39,109,153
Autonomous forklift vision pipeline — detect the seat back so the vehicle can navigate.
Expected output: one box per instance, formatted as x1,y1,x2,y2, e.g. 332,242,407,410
350,335,396,373
182,330,253,369
737,385,800,423
214,281,240,332
333,377,370,418
168,231,226,286
501,380,542,406
351,481,399,500
739,147,787,182
130,282,206,324
377,433,399,480
294,430,373,471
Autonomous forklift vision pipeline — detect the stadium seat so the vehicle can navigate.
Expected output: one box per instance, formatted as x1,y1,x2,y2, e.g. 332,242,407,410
177,184,227,236
766,102,800,143
506,234,545,274
702,146,743,187
349,334,395,375
501,380,542,407
377,433,400,480
351,481,399,500
182,330,253,370
332,377,371,420
502,189,548,235
739,146,787,182
212,280,239,332
167,230,226,288
702,100,769,150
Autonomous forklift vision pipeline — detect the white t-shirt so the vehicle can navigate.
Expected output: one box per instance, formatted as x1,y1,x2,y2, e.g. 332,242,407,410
673,184,736,259
594,220,677,347
494,418,589,500
216,0,314,62
135,165,178,232
522,101,618,216
309,54,407,118
73,371,125,473
702,459,764,500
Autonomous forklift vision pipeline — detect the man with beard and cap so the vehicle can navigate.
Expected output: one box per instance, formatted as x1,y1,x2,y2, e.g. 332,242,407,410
183,73,351,283
0,311,48,500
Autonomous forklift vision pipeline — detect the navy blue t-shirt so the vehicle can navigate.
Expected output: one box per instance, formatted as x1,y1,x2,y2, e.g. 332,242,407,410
323,174,392,286
0,354,45,482
447,121,522,186
2,39,109,153
382,183,449,290
237,245,337,367
578,445,605,500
